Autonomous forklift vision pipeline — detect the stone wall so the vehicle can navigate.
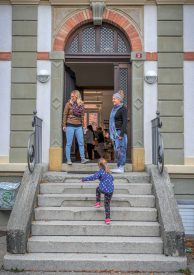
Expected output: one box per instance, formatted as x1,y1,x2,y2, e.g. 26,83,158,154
157,5,184,164
10,6,38,163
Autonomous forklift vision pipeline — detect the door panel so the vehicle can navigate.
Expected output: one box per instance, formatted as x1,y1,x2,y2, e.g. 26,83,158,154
63,65,77,161
114,63,131,162
64,65,76,102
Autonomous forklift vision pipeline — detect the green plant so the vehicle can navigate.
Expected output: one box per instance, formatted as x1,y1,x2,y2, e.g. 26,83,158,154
185,247,193,254
178,268,192,275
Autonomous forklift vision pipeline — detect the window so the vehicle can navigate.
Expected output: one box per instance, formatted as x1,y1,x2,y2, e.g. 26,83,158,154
66,23,130,55
178,201,194,235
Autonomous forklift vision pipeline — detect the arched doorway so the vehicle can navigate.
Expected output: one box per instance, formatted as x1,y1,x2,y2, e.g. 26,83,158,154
63,23,131,162
50,8,144,172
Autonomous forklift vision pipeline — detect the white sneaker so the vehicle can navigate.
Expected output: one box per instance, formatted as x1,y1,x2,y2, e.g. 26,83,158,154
66,160,72,165
81,158,89,164
111,166,124,173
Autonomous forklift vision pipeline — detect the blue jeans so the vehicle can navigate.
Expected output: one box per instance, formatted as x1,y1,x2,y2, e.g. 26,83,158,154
114,132,127,167
66,126,85,160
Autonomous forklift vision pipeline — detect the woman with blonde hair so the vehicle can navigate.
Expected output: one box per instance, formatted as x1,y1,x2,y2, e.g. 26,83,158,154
63,90,89,164
82,158,114,224
109,90,127,173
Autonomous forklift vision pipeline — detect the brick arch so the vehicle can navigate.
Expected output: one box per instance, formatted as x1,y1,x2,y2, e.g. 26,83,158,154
53,8,142,52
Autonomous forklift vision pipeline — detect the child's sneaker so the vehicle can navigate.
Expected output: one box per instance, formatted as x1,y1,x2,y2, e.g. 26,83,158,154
105,218,111,224
95,202,101,208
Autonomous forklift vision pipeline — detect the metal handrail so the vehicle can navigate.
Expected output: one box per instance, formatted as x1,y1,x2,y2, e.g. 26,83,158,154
151,111,164,174
27,111,43,173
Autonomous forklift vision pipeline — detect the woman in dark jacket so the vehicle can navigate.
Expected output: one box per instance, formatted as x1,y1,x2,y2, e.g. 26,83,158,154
109,90,127,173
85,125,95,160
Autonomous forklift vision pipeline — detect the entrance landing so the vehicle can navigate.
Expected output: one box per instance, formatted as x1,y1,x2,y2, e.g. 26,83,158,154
62,163,132,173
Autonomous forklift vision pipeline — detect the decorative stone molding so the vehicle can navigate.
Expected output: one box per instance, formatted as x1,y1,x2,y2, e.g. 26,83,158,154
132,60,144,148
111,7,143,36
10,0,40,4
90,0,105,25
53,8,85,39
49,51,64,60
43,0,194,5
134,97,143,110
53,8,142,51
3,0,194,5
50,60,64,148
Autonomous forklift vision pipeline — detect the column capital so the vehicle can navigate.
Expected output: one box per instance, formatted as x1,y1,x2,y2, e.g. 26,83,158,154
49,51,65,60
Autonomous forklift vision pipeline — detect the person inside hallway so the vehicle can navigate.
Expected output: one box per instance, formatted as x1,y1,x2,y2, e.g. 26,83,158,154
63,90,89,165
109,90,127,173
95,127,105,158
85,125,95,160
82,158,114,225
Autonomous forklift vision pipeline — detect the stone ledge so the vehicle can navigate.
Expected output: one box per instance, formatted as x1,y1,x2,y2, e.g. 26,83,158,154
0,164,26,172
166,165,194,174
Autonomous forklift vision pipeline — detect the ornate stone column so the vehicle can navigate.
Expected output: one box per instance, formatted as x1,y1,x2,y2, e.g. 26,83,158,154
49,51,64,171
131,57,145,171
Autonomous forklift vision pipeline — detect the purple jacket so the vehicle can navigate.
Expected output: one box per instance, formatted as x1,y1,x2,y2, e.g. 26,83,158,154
82,168,114,194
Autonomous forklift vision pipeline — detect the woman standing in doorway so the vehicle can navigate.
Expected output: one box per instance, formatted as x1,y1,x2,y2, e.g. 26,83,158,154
63,90,89,165
109,90,127,173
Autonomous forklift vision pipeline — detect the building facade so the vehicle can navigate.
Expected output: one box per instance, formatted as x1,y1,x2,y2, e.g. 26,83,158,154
0,0,194,176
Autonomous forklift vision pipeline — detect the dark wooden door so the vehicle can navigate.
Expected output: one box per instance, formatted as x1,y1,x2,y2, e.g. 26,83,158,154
64,65,76,103
114,63,131,162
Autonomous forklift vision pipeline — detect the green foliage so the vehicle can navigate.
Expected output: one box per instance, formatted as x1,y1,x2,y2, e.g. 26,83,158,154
178,268,192,275
185,247,193,254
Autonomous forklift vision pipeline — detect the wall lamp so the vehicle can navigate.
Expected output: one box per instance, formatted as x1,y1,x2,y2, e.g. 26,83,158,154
144,70,157,84
37,69,50,83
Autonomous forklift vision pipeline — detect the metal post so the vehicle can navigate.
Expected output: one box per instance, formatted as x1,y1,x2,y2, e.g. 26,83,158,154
151,111,160,165
32,111,42,164
151,111,164,173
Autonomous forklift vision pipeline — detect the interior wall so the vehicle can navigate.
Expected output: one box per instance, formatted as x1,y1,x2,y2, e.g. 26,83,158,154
101,90,113,129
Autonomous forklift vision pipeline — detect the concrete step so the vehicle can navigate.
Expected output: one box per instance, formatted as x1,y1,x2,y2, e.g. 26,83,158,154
42,171,150,184
61,163,132,172
4,253,187,272
27,236,163,254
31,220,160,237
34,206,157,221
40,182,152,195
37,194,155,207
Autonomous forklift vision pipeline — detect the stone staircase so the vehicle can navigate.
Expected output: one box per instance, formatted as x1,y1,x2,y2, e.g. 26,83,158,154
4,171,187,272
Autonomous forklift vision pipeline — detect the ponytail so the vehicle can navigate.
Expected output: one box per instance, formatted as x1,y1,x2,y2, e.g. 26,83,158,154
98,158,110,174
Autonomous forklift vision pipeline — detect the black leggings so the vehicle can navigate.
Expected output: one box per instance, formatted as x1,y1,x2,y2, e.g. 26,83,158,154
96,187,113,219
87,143,94,160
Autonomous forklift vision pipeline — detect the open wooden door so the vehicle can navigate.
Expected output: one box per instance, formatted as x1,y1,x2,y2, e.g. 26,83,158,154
114,63,131,162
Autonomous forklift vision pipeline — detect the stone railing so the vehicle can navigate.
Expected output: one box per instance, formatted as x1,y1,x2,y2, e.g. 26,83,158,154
150,165,185,256
6,164,47,254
